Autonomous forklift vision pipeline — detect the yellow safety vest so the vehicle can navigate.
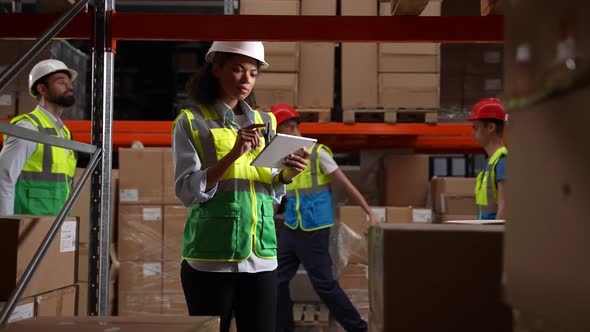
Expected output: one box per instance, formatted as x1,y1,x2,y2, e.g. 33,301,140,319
4,108,77,215
475,146,508,219
172,104,279,262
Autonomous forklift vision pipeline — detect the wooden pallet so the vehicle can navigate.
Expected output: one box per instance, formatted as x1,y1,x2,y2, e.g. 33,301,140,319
293,303,329,332
342,108,438,124
297,108,331,123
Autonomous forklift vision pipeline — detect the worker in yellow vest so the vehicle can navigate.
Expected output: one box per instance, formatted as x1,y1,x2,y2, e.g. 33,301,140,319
0,59,78,216
172,42,309,332
271,104,378,332
468,98,508,220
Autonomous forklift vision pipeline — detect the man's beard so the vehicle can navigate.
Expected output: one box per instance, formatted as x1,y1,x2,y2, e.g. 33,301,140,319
48,93,75,108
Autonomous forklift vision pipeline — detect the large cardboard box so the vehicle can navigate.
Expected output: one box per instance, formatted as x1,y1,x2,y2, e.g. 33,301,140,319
341,0,377,15
368,224,512,332
435,213,478,222
0,93,17,119
263,42,299,73
0,217,78,300
35,285,78,317
2,316,220,331
342,44,378,108
430,177,476,213
163,206,187,262
239,0,300,15
119,261,162,293
119,148,165,205
0,297,35,323
384,154,430,207
17,92,39,116
440,193,476,215
379,1,439,73
163,260,182,294
118,292,162,316
298,43,334,108
118,205,163,261
379,73,440,108
161,293,188,316
254,73,298,108
162,149,180,205
301,0,336,15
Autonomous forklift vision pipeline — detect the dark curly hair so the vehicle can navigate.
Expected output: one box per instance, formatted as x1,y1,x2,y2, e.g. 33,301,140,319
186,52,259,108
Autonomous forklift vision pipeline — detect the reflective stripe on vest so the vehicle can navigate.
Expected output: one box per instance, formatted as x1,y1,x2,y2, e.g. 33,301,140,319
284,144,334,231
476,147,508,218
172,104,278,262
7,108,77,215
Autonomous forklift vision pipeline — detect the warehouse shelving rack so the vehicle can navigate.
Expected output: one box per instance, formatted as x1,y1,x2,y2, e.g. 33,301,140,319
0,0,503,322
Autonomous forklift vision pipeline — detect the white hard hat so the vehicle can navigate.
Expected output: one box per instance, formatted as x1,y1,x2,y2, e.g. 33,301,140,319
205,41,269,69
28,59,78,98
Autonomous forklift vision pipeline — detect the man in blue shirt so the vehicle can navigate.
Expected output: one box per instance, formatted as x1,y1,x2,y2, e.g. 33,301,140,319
468,98,508,220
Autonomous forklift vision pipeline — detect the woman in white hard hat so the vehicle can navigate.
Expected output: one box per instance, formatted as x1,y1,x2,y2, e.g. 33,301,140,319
172,41,310,332
0,59,77,216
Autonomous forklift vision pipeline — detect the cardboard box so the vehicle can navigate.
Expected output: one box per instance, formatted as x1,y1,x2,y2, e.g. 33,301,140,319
301,0,336,15
378,54,439,73
162,149,180,205
412,208,433,223
263,42,299,73
239,0,300,15
369,223,512,332
119,148,165,205
379,73,440,108
0,93,17,119
338,263,368,290
441,193,477,215
161,293,188,316
119,261,162,294
341,0,377,15
504,83,590,329
430,177,476,213
385,206,413,224
342,44,378,108
77,282,87,316
297,43,334,108
0,297,35,323
384,154,430,207
35,285,78,317
254,73,298,108
118,205,163,261
163,206,187,262
163,260,183,294
118,292,163,316
0,217,78,300
2,316,220,331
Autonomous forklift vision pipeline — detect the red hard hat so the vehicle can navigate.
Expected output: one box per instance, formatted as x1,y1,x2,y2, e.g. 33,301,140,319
270,104,300,126
468,98,507,121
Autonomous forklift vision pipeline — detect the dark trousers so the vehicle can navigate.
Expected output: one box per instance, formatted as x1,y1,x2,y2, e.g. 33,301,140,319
181,260,277,332
276,227,368,332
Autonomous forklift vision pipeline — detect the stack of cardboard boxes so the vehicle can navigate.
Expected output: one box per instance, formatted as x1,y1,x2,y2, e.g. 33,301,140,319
378,0,441,109
0,216,80,323
240,0,300,108
117,148,187,316
240,0,336,110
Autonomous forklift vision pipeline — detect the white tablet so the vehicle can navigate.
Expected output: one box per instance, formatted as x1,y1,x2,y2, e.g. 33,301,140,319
250,133,317,169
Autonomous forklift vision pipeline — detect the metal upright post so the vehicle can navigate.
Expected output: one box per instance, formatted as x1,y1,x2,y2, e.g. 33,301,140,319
88,0,115,316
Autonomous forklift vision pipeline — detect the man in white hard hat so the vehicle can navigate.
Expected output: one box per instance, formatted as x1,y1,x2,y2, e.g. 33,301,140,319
0,59,78,215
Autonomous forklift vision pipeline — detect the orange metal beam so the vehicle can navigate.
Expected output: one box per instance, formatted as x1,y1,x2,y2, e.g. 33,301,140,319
1,121,479,153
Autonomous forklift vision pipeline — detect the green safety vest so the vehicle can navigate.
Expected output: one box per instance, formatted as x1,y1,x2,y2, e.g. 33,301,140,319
475,146,508,219
3,108,77,215
284,144,334,231
172,104,278,262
